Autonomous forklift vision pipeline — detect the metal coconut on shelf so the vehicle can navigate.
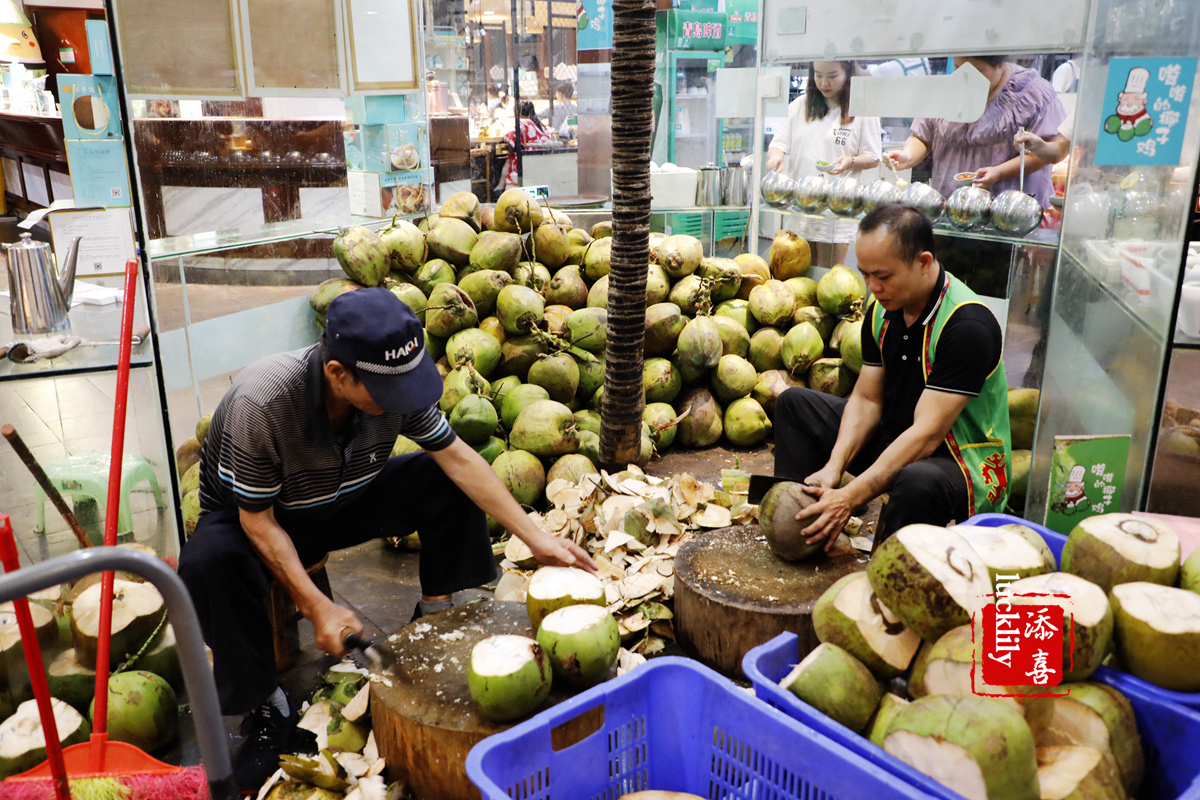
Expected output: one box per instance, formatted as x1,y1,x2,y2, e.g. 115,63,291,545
792,174,829,214
946,186,993,231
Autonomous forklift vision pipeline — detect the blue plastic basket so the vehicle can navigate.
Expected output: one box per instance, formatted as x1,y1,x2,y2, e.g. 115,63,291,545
466,656,938,800
744,632,1200,800
964,512,1200,713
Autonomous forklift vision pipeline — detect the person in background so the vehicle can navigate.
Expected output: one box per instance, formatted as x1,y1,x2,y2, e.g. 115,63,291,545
885,56,1066,207
765,60,882,266
486,85,503,113
501,101,553,188
549,83,578,132
1052,57,1081,94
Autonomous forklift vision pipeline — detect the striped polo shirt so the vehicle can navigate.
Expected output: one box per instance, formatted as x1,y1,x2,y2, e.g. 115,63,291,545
197,345,455,522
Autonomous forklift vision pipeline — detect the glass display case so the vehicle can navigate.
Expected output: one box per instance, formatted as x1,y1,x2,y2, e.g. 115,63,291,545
652,10,725,171
748,0,1200,526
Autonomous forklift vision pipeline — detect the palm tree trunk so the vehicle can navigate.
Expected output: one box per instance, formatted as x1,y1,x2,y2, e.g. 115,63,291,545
599,0,656,468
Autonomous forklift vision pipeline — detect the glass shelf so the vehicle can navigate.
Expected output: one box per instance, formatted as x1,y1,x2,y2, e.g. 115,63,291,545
1172,331,1200,349
1058,246,1170,345
146,212,423,261
763,207,1062,248
0,276,154,382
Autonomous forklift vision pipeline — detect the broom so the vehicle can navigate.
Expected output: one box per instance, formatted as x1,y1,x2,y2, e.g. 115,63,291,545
4,258,208,800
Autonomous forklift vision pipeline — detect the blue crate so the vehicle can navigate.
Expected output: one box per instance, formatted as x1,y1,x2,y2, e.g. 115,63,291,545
466,657,938,800
964,512,1200,713
745,632,1200,800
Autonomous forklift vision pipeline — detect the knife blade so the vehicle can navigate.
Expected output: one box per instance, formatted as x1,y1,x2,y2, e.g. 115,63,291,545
747,474,788,504
342,631,398,674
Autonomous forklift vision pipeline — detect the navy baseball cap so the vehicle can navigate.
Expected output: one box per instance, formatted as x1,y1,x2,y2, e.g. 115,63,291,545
324,288,442,416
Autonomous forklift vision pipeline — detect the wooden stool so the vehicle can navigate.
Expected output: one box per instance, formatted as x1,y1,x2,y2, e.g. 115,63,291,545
267,556,332,672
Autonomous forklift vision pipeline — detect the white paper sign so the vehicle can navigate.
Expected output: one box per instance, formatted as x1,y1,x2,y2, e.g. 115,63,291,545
345,0,417,91
47,208,137,276
849,65,990,124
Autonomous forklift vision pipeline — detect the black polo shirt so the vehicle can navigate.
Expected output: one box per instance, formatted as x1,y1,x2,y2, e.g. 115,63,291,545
197,345,456,522
860,266,1004,448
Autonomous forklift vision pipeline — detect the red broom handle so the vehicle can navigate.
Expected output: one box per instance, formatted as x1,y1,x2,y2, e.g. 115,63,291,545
0,516,71,800
92,257,140,741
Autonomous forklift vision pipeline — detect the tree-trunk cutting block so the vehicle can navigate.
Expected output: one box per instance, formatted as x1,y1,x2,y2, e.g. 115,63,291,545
674,525,867,676
370,601,580,800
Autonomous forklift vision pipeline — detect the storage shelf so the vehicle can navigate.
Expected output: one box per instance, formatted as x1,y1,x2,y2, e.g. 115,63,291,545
1058,246,1166,345
146,213,422,261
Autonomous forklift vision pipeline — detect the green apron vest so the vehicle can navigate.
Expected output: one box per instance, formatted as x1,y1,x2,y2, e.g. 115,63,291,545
870,272,1012,517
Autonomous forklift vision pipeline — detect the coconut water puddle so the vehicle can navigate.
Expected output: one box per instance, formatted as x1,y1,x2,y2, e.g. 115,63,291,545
679,525,867,608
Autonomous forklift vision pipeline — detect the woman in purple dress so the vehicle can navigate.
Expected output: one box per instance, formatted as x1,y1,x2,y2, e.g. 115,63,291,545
885,56,1066,208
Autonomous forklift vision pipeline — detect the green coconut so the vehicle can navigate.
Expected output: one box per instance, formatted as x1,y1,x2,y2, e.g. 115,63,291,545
711,355,756,403
473,435,509,465
817,265,866,316
714,298,759,334
333,226,389,286
450,395,500,445
71,579,165,669
657,234,704,279
867,693,910,748
509,400,579,457
769,230,812,280
723,397,771,447
413,258,457,296
471,231,524,274
573,409,602,436
1110,581,1200,692
1061,513,1180,593
457,269,513,319
645,264,671,305
492,450,547,507
513,261,552,292
440,363,489,414
758,482,822,562
1009,388,1040,450
675,316,723,371
546,454,598,485
526,567,606,628
587,274,609,309
667,275,704,316
866,524,992,642
388,282,428,323
783,276,819,308
752,369,804,419
468,635,552,723
915,624,1025,711
998,522,1057,571
699,257,743,302
0,698,90,779
1183,547,1200,594
531,222,572,269
1007,572,1111,681
527,353,580,404
907,641,933,697
582,236,612,282
1035,746,1127,800
748,280,797,328
565,308,608,354
645,303,688,356
807,357,855,397
46,648,95,712
179,462,200,496
577,431,601,465
426,217,479,265
812,572,920,680
674,389,723,448
536,604,620,688
781,322,825,376
644,358,682,404
643,403,679,449
91,670,177,752
488,374,522,411
779,642,881,733
883,694,1039,800
424,283,479,338
447,327,503,378
500,384,551,430
953,525,1052,585
712,315,751,358
1025,683,1143,796
546,265,589,308
494,189,544,234
496,284,546,336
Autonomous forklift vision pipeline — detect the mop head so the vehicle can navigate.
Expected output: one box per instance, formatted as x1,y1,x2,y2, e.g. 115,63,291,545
3,766,208,800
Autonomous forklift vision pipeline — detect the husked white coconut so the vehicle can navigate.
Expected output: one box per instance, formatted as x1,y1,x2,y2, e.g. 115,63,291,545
468,635,552,723
537,604,620,687
1007,572,1111,681
526,566,605,627
867,524,992,642
1024,683,1143,796
0,698,89,779
1110,582,1200,692
813,572,920,679
1061,514,1179,593
1036,746,1126,800
71,579,165,668
998,523,1057,571
918,625,1022,712
954,525,1052,583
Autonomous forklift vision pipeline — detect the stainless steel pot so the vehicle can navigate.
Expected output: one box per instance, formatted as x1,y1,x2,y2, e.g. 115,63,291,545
792,174,829,214
723,164,749,206
946,186,993,230
902,182,945,222
859,180,905,215
697,163,723,206
760,170,795,208
991,190,1043,236
827,176,863,218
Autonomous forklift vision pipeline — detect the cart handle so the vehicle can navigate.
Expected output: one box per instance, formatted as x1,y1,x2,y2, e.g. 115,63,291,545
0,547,235,800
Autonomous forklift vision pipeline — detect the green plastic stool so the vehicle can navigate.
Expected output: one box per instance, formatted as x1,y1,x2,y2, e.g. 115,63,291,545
34,453,166,542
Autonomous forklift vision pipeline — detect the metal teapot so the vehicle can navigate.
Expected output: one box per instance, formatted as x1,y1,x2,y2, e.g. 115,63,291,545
3,233,83,335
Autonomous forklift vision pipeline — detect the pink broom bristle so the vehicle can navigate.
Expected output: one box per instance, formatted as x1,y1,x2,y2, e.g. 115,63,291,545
0,768,208,800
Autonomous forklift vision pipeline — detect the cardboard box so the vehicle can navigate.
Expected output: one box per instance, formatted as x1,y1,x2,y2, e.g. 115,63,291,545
343,94,423,125
345,123,427,173
347,168,432,218
85,20,113,75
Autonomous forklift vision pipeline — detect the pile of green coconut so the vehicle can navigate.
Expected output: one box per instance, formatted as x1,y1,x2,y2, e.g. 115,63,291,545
769,507,1200,800
307,190,866,512
0,565,189,778
174,412,212,537
257,664,399,800
468,566,620,723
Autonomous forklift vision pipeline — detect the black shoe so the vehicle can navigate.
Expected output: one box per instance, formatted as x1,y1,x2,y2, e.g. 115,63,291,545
234,699,299,791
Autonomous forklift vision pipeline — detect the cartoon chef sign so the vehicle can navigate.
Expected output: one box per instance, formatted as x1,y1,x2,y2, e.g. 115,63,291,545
1104,67,1154,141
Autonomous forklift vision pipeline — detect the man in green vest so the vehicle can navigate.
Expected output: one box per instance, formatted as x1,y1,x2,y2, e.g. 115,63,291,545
774,204,1011,550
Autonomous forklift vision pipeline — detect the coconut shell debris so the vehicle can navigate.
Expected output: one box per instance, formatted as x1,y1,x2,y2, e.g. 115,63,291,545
500,466,754,664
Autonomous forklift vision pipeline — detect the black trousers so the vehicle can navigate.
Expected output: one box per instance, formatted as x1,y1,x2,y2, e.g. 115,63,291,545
178,452,497,715
773,387,969,535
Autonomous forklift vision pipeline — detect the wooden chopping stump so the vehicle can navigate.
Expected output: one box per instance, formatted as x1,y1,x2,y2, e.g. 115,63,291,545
674,525,867,676
370,601,579,800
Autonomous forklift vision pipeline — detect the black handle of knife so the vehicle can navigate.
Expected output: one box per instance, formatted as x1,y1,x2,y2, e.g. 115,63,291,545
343,631,372,652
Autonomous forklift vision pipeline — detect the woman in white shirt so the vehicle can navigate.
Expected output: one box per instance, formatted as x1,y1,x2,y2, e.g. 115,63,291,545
766,61,882,267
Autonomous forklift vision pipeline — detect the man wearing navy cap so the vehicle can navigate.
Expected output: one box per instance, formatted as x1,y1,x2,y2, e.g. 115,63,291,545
178,288,595,789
